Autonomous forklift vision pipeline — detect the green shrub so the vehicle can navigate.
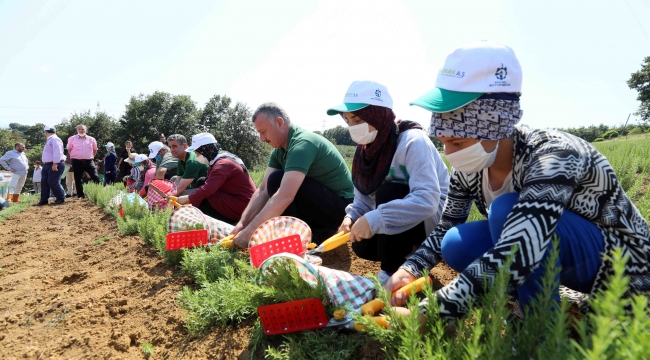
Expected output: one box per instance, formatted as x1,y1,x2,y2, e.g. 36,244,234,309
603,130,619,139
628,127,643,135
593,137,604,142
181,245,248,285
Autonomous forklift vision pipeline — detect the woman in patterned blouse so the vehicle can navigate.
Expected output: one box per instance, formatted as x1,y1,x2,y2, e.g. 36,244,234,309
387,41,650,321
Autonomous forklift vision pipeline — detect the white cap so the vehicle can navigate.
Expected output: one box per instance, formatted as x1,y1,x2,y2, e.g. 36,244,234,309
133,154,148,165
44,125,55,131
105,142,114,148
125,153,138,164
326,80,393,115
148,141,164,159
186,133,217,152
410,41,522,112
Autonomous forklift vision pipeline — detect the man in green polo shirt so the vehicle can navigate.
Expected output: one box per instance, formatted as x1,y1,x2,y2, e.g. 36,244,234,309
167,134,208,196
231,102,354,248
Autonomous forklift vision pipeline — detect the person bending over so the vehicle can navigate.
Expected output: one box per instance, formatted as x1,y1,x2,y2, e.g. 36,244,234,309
231,102,355,248
176,133,256,225
387,41,650,324
327,80,449,286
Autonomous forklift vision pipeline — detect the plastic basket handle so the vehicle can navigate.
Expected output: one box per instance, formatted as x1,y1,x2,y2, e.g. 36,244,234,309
360,277,431,316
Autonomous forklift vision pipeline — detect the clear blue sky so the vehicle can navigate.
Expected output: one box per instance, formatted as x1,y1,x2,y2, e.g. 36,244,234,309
1,0,649,132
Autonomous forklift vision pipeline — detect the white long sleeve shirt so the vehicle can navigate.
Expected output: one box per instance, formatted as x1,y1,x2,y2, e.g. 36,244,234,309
0,150,29,175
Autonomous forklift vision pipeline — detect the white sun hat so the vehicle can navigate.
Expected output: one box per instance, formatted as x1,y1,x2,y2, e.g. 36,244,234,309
326,80,393,116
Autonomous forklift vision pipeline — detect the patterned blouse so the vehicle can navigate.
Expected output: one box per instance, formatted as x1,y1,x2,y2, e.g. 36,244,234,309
402,126,650,320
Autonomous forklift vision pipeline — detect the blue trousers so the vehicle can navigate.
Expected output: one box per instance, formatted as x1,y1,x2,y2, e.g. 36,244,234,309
440,193,604,312
40,162,65,203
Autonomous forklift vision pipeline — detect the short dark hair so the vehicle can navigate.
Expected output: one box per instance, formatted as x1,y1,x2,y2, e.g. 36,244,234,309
14,142,24,148
167,134,187,146
34,161,41,165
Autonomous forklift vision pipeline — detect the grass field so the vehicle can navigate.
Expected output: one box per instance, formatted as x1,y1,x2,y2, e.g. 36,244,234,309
52,135,650,359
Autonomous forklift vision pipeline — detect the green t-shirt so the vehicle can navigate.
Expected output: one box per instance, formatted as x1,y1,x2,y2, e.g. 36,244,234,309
177,151,208,188
155,152,178,177
268,125,354,199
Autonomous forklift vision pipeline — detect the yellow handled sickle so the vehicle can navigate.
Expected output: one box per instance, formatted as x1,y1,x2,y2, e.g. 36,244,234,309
306,231,350,255
360,276,431,316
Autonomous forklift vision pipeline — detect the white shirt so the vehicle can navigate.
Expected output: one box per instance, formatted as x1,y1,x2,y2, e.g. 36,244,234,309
481,167,514,209
0,150,29,175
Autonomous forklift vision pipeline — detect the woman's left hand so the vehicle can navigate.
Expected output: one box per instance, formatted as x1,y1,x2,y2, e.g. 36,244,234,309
350,215,372,242
177,195,190,205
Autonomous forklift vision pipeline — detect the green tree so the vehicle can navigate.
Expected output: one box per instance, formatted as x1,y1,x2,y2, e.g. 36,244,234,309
323,125,354,146
198,94,271,169
628,56,650,123
117,91,199,152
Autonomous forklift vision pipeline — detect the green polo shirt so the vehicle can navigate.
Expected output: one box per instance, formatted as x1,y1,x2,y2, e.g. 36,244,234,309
177,151,208,188
268,125,354,199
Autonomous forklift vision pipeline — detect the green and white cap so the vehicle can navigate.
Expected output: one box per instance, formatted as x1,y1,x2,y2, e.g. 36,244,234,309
326,80,393,116
410,41,522,112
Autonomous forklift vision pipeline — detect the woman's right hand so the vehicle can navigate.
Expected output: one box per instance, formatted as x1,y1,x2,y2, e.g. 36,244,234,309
337,216,353,234
385,269,417,306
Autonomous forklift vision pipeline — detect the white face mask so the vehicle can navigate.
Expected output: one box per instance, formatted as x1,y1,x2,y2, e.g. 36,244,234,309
137,164,144,171
77,132,86,137
196,154,209,165
348,123,378,145
444,140,499,173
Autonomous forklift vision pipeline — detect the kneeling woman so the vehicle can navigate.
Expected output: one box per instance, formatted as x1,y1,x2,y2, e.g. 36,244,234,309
327,80,449,285
388,41,650,321
176,133,256,225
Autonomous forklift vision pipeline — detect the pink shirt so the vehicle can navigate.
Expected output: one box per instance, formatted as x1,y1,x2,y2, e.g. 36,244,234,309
139,167,157,197
42,135,65,163
67,135,98,160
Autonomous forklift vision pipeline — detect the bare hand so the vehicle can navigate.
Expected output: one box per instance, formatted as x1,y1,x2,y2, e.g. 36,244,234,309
350,215,372,242
232,227,252,249
52,164,58,172
385,269,417,306
177,195,190,205
337,217,353,234
230,222,245,236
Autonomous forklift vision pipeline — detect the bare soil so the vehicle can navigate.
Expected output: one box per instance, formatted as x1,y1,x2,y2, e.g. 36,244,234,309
0,199,457,359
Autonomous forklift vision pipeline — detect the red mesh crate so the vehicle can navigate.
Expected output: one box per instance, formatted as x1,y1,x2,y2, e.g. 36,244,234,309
165,229,209,250
257,298,329,335
250,234,304,268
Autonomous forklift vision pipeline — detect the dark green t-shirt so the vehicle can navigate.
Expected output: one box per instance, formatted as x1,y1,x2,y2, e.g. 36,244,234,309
177,151,208,188
268,125,354,199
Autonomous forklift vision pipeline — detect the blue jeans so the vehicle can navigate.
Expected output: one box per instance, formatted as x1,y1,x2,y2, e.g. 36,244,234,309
440,193,604,312
40,162,65,203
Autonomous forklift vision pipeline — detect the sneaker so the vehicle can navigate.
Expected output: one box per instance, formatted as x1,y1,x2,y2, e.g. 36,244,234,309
377,270,394,287
65,194,72,198
76,196,84,200
32,201,48,207
50,200,65,206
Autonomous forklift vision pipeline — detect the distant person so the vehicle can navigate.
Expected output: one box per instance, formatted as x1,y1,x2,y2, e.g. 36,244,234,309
117,140,135,181
176,133,256,224
386,41,650,324
231,102,355,248
125,154,149,193
167,134,208,196
62,155,75,198
137,157,157,198
103,142,118,185
327,80,450,286
66,124,100,199
159,134,166,144
0,175,8,210
33,126,66,206
148,142,178,180
0,142,28,203
32,161,42,194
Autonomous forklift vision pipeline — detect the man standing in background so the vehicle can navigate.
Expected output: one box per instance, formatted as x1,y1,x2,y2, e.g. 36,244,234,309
34,126,66,206
67,124,100,199
0,142,29,203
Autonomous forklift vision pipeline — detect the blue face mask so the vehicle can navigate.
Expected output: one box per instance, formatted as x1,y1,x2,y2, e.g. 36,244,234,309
155,154,162,162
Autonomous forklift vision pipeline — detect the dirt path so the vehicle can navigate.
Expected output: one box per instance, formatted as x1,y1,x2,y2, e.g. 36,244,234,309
0,199,457,359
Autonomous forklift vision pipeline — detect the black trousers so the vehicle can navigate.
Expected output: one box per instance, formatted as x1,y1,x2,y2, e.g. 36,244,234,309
351,182,427,273
267,170,352,240
72,159,100,197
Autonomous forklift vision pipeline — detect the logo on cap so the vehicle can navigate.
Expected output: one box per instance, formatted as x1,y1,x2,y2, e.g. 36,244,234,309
495,64,507,80
375,90,381,97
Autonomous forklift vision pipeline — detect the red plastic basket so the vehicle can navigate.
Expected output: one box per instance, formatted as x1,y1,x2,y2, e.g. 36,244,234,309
165,229,209,250
257,298,329,335
249,234,304,268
